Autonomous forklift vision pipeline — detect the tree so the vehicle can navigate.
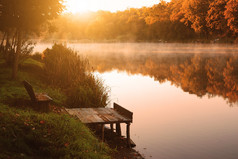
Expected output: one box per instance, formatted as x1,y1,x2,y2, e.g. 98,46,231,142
170,0,184,22
206,0,229,37
180,0,210,38
0,0,64,79
224,0,238,35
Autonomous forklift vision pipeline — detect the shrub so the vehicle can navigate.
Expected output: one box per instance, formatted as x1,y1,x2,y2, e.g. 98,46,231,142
31,52,43,61
43,44,109,108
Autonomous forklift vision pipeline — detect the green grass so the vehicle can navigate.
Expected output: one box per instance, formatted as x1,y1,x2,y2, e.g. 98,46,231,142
22,58,45,69
0,55,112,158
0,66,66,106
0,104,111,159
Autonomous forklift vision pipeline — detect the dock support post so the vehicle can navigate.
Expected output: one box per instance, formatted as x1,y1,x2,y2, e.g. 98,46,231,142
110,124,114,133
116,123,121,136
101,124,105,141
126,123,131,148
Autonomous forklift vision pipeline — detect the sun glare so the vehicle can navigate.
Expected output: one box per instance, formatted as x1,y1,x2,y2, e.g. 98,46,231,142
65,0,160,13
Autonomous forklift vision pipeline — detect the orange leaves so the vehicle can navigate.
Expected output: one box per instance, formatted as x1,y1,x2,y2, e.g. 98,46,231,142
64,142,70,147
144,1,171,25
24,121,29,126
224,0,238,34
15,113,20,117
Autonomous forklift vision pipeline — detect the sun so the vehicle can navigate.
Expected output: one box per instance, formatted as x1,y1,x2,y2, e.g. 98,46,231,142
65,0,102,13
64,0,160,13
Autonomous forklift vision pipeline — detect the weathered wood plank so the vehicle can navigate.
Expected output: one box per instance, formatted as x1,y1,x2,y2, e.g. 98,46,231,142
92,114,105,123
102,114,118,122
110,124,114,133
65,106,133,147
116,123,121,136
126,123,131,148
81,115,104,123
114,103,133,121
94,108,111,114
76,111,89,123
65,107,132,124
81,108,97,115
107,108,130,121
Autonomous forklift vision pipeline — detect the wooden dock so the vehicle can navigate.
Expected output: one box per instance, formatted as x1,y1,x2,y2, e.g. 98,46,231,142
65,103,133,147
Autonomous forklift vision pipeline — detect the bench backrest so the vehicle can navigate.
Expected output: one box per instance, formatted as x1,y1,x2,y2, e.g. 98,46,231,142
114,103,133,122
23,80,37,102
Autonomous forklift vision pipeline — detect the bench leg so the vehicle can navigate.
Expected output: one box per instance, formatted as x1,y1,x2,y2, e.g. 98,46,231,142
116,123,121,136
126,123,131,148
36,101,50,112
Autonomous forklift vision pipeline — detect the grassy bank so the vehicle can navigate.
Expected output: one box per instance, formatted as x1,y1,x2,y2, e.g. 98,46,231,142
0,104,110,159
0,45,111,158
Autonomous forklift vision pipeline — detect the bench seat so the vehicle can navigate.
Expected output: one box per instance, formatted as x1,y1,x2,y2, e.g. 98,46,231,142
35,93,52,102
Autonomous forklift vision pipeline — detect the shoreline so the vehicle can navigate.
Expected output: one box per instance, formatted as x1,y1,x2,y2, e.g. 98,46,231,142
92,126,144,159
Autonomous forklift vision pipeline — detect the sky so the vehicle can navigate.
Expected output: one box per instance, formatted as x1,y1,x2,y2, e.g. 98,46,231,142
65,0,161,13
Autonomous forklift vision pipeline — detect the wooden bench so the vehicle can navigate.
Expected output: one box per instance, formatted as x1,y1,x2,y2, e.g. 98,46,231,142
23,80,52,112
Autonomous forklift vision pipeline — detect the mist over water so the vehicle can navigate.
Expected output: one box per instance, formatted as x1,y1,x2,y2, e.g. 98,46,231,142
34,43,238,55
35,43,238,159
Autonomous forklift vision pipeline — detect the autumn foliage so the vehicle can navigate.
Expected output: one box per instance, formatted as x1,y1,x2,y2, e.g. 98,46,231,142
42,0,238,42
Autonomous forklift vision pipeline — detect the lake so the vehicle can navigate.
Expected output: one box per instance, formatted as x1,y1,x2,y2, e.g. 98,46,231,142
35,43,238,159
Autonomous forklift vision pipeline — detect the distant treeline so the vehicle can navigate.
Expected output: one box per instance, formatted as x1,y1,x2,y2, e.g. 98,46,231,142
42,0,238,43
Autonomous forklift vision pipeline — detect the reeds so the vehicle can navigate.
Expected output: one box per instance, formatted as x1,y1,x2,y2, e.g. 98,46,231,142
43,44,108,108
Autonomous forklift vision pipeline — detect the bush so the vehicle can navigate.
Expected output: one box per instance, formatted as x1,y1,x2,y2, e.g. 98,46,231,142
43,44,109,108
31,52,43,61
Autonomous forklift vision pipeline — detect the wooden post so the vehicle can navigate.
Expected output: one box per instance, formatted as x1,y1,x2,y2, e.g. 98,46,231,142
116,123,121,136
110,124,114,133
101,124,105,141
126,123,131,148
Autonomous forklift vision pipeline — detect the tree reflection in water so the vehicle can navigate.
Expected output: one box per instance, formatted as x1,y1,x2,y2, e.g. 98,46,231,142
86,53,238,105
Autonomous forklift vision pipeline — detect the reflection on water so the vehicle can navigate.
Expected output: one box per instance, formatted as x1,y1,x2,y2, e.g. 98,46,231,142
95,71,238,159
35,43,238,159
87,52,238,105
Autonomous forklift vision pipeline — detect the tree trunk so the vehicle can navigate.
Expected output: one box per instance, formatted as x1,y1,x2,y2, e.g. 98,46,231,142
0,32,6,50
12,30,22,79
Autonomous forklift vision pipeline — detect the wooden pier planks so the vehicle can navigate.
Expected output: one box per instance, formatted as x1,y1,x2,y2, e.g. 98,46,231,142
65,103,133,148
65,107,132,124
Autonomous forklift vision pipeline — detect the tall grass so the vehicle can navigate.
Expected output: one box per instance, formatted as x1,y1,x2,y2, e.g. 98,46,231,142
43,44,109,108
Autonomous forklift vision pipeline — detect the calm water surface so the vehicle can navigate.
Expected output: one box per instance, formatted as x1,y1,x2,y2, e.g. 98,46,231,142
95,71,238,159
35,43,238,159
